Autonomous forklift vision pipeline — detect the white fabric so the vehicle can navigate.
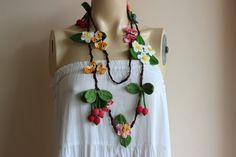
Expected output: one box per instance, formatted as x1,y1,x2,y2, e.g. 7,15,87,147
51,59,171,157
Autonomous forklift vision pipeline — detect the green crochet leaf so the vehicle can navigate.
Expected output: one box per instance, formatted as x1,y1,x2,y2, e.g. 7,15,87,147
79,90,87,102
120,136,132,148
149,55,159,65
128,11,133,21
98,90,113,102
98,99,108,108
130,48,138,59
142,83,154,95
70,33,83,43
84,89,97,103
136,35,145,45
114,114,127,125
101,31,107,40
126,83,140,94
81,2,91,12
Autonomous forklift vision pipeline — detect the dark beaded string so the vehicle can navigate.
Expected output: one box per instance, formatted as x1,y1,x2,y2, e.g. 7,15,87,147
87,17,99,90
102,49,132,84
89,6,133,85
88,5,144,131
99,4,136,85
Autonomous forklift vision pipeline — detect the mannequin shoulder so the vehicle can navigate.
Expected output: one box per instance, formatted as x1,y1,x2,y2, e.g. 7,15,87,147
49,25,80,76
50,25,81,42
139,26,169,77
140,26,165,42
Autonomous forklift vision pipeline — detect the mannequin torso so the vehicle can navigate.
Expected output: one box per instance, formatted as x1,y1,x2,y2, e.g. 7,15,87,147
49,0,167,77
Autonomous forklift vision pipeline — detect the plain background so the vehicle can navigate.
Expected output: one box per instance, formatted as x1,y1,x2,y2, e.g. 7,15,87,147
0,0,235,157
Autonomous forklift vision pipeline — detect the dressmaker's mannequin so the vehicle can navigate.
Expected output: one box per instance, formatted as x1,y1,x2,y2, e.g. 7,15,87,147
49,0,168,77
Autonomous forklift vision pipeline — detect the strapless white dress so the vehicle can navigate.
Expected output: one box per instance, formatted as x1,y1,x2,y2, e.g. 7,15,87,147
51,59,171,157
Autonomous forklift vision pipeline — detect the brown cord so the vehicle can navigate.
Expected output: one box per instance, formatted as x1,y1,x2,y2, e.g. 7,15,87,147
87,5,144,131
103,49,132,84
108,110,118,133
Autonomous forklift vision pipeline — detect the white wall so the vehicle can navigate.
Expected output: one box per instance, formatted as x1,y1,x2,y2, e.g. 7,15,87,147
0,0,235,157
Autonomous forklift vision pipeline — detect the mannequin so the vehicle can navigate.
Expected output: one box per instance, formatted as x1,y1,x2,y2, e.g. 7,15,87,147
49,0,168,77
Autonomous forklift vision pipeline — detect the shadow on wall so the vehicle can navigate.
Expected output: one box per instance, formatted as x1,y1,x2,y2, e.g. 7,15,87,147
222,0,236,156
1,15,58,157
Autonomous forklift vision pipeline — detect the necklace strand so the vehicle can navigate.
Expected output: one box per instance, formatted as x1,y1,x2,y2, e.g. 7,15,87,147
87,6,145,131
89,7,133,85
71,1,159,147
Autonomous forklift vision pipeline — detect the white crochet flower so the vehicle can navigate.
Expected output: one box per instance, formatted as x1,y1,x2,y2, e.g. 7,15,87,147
81,31,94,43
144,45,156,56
132,41,143,53
137,52,150,64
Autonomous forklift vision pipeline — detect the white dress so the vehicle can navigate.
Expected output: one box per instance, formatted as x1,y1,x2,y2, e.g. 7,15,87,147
51,59,171,157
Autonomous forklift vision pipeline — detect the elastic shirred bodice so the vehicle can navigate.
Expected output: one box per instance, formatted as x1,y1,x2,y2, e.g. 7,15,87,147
51,59,171,157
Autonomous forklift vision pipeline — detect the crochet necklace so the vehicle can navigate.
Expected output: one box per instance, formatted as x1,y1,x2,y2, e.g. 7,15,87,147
70,2,159,147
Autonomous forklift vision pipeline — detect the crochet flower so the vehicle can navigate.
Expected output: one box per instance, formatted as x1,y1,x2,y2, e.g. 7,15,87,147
145,45,156,56
132,41,143,52
137,53,150,64
123,26,138,43
83,60,107,74
116,123,131,138
94,41,108,50
84,60,96,74
97,63,106,74
81,31,94,43
91,31,103,43
131,41,156,57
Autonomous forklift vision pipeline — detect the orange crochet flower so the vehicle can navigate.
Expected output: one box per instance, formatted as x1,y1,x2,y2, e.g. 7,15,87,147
84,66,93,74
91,37,97,43
84,60,96,74
83,60,106,75
91,31,103,43
91,60,96,67
95,41,108,50
96,31,103,39
97,63,106,74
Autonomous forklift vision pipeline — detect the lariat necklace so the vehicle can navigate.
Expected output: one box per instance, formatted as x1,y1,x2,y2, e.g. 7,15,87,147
70,2,159,147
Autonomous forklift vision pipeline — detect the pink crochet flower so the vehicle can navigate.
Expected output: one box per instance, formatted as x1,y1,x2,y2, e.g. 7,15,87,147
123,26,138,43
123,27,138,34
116,123,131,138
127,2,132,11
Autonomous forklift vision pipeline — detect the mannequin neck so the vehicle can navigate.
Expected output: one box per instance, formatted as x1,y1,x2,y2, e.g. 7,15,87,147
91,0,129,34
